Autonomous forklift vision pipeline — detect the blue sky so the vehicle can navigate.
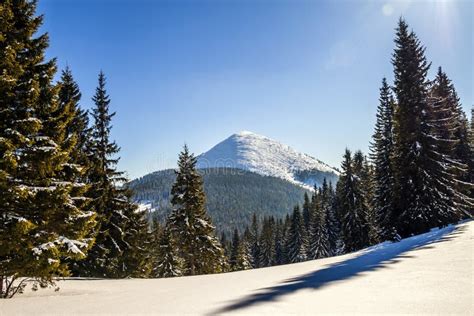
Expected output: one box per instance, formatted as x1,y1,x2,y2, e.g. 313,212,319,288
38,0,473,179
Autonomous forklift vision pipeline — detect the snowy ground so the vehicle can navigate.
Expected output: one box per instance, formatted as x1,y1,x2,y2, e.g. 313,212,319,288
2,221,472,315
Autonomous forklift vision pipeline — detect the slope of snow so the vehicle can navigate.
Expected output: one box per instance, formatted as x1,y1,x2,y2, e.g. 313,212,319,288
197,131,339,189
3,221,472,315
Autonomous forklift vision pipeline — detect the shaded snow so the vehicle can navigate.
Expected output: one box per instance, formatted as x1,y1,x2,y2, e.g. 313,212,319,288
4,221,472,315
197,131,339,189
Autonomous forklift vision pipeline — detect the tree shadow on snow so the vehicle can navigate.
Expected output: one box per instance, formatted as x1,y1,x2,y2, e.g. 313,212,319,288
210,223,467,315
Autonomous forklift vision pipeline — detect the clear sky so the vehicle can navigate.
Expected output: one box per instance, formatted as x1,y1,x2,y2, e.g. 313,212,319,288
38,0,473,179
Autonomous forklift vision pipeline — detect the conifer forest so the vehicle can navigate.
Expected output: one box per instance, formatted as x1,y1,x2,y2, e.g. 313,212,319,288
0,1,472,314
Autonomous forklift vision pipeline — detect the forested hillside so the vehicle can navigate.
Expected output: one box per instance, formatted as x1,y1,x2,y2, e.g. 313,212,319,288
128,168,310,234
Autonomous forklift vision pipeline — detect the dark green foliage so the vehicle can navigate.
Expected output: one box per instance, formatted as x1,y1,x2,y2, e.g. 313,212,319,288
337,150,369,252
129,168,309,237
258,217,276,267
77,72,150,278
430,68,473,217
308,180,331,259
370,78,397,241
153,226,182,278
229,228,250,271
0,0,96,297
286,205,307,263
167,146,225,276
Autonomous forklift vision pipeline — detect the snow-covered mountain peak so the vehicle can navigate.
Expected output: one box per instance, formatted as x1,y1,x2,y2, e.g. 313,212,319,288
197,131,339,189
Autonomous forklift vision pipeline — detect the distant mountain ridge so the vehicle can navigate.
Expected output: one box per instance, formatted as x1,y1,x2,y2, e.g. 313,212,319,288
197,131,339,189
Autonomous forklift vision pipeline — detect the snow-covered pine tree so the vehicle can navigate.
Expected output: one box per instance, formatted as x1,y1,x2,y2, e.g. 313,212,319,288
391,18,454,236
430,68,473,218
230,229,250,271
153,226,182,278
308,179,331,259
326,181,341,255
0,0,96,298
258,216,276,267
370,78,397,241
57,66,91,171
78,72,150,278
337,149,369,253
286,205,307,263
168,145,225,275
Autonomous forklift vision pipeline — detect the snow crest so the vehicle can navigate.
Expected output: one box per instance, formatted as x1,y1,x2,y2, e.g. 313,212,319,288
197,131,339,189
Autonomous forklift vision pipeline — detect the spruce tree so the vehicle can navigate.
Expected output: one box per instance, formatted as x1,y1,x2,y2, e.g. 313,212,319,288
286,205,307,263
79,72,149,278
337,149,368,253
153,226,182,278
391,19,456,236
230,229,250,271
430,68,473,218
308,180,331,259
168,145,225,275
302,192,311,232
258,217,276,267
248,213,260,268
326,182,341,255
370,78,397,241
0,0,96,298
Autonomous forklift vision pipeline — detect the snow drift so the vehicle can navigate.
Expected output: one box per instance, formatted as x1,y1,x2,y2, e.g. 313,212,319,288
2,221,472,315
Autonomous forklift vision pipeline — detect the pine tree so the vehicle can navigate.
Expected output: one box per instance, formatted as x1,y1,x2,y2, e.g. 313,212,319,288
0,0,96,298
0,0,95,297
286,205,307,263
337,149,368,253
370,78,397,241
248,213,260,268
153,226,182,278
57,66,90,170
308,180,331,259
326,182,341,255
79,72,149,278
168,145,225,275
273,218,285,265
258,217,276,267
430,68,473,218
302,192,311,232
230,229,250,271
391,18,451,236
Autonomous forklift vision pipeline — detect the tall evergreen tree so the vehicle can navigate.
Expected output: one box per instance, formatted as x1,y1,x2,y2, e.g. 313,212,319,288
391,18,453,236
370,78,397,241
153,226,182,278
230,229,250,271
337,149,368,253
286,205,307,263
302,192,311,232
308,180,331,259
248,213,260,268
79,72,149,278
430,67,473,217
0,0,96,297
258,217,276,267
168,145,225,275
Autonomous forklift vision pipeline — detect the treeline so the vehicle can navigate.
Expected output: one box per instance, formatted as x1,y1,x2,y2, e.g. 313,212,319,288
128,167,309,236
216,18,474,272
1,1,473,298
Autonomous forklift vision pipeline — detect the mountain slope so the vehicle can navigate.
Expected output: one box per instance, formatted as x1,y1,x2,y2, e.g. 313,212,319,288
129,168,309,234
197,131,339,189
5,221,472,315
